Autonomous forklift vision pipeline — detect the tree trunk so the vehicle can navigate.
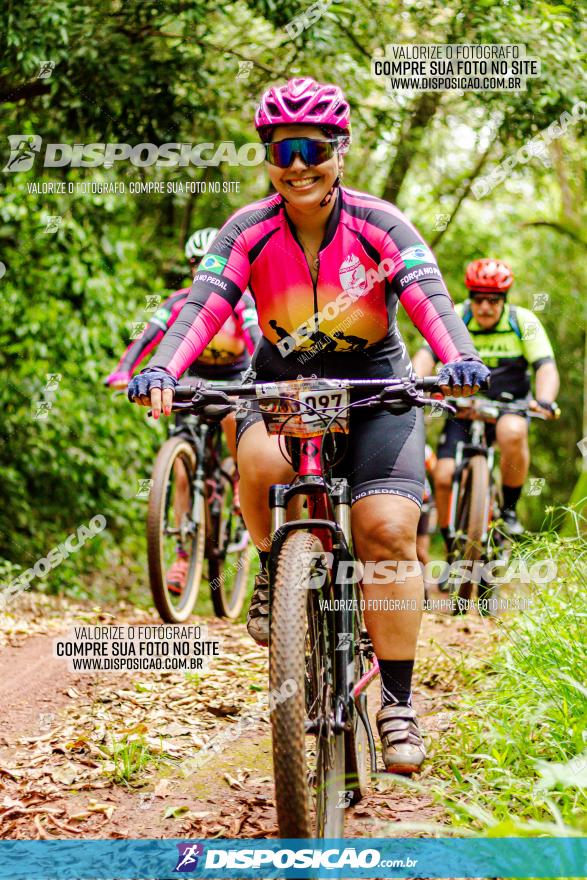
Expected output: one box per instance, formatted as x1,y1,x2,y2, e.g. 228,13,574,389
381,92,441,205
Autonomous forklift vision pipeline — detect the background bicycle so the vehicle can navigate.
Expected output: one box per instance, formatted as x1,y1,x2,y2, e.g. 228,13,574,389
147,404,250,624
445,395,558,615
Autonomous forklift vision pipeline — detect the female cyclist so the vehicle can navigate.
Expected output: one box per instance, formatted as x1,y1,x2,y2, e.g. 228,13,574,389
128,77,489,774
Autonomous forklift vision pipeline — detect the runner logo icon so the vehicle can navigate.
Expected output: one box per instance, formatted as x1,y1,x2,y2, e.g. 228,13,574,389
175,843,204,872
4,135,42,172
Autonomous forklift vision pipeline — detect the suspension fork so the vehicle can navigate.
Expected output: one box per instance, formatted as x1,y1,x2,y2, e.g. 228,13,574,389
447,441,465,538
329,479,355,731
449,435,495,544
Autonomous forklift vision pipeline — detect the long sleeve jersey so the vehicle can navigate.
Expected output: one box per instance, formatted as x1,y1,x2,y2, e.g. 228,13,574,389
148,186,479,382
115,289,260,377
421,300,555,399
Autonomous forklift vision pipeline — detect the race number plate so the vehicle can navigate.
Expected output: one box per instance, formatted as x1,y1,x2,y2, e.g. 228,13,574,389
299,388,349,426
256,380,350,437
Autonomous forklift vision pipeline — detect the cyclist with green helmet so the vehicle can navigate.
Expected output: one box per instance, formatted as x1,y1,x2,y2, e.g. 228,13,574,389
107,229,261,591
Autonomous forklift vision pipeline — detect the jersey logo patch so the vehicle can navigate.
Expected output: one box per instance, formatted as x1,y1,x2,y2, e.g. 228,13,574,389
199,254,227,275
400,244,436,268
339,253,366,294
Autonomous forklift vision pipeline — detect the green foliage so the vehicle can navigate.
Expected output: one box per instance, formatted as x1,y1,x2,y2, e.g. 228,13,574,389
428,531,587,833
0,181,167,591
107,733,166,785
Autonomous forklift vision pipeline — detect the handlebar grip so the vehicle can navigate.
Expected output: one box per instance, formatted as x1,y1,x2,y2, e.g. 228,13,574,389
417,377,442,393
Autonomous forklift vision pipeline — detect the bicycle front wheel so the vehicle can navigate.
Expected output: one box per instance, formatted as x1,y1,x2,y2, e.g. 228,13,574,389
452,454,489,614
147,436,206,623
208,457,251,619
270,530,345,838
344,582,371,803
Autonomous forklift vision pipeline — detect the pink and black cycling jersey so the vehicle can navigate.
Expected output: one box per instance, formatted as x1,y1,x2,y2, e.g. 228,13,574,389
116,289,260,379
149,186,478,382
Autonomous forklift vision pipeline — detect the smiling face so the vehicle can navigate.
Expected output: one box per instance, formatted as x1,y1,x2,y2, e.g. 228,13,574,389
265,124,341,212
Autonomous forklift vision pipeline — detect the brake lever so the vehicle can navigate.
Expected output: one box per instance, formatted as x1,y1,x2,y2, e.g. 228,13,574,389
193,388,231,407
429,399,456,415
379,382,423,406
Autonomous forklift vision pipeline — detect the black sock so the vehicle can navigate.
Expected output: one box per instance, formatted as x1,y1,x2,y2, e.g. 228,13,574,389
258,550,269,573
379,659,414,707
502,485,522,513
440,526,452,552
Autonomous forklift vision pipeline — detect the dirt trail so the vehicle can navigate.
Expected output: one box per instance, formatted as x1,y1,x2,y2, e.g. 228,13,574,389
0,590,495,841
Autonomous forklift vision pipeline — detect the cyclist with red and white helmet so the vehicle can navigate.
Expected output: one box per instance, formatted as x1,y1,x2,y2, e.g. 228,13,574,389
413,258,559,539
107,228,261,592
129,77,490,774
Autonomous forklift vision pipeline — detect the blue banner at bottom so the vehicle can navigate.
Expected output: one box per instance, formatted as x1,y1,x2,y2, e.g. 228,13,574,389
0,837,585,879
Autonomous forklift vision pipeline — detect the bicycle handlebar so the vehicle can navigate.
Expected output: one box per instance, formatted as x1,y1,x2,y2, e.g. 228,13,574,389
446,395,560,421
174,376,443,401
171,376,453,419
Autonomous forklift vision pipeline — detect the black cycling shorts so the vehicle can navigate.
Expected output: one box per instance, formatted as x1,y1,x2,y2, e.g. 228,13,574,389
437,410,529,460
236,402,425,508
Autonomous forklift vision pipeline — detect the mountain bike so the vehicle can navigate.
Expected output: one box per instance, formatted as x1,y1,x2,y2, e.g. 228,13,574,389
146,407,250,624
172,375,452,838
445,396,555,615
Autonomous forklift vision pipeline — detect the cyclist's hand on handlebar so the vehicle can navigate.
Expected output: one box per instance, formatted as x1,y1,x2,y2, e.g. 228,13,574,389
127,368,178,419
437,358,491,399
104,370,131,390
529,399,560,420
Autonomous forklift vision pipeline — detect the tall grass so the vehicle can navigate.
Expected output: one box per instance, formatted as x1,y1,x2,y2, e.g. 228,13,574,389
428,522,587,835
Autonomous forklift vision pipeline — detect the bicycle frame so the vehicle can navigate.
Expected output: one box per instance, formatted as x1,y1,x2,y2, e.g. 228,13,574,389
266,432,378,769
170,415,226,554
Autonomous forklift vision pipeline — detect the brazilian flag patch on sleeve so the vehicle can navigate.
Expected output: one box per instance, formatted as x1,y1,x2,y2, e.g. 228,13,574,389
198,254,228,275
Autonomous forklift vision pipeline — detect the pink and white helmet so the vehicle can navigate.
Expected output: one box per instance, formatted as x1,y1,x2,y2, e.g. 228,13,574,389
255,77,351,150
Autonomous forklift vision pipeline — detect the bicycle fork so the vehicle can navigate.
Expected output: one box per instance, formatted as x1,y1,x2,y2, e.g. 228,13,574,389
448,439,495,547
190,424,208,531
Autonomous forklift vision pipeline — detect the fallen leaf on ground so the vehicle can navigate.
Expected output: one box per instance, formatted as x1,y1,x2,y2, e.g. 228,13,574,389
33,814,52,839
164,805,191,819
208,703,241,717
118,722,149,736
222,772,243,789
153,779,170,797
87,801,115,820
51,766,79,786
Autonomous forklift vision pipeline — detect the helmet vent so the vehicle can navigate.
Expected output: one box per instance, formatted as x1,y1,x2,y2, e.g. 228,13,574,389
283,96,307,112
